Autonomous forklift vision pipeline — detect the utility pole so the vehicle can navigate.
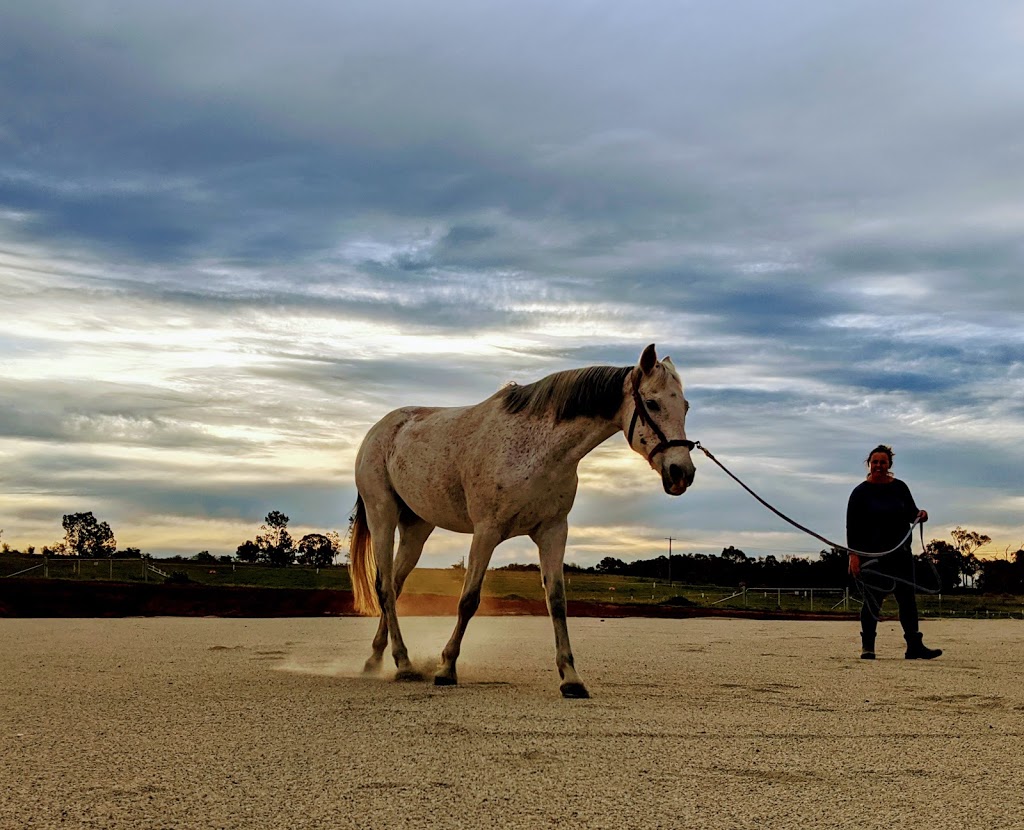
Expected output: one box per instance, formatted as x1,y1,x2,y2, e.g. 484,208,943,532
665,537,675,586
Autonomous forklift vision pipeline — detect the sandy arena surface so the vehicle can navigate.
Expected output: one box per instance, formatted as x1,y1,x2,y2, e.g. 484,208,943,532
2,616,1022,830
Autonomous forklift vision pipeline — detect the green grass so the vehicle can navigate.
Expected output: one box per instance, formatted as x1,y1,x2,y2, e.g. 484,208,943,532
3,552,1023,618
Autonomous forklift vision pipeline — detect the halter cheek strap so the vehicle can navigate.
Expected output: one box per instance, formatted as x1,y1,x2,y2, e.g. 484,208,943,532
627,369,695,464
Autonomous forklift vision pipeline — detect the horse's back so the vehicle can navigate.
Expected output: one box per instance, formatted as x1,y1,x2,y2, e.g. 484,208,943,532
355,403,485,531
356,391,584,537
356,405,452,476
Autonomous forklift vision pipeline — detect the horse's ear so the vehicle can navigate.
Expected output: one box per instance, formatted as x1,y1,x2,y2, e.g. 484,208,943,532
639,343,658,375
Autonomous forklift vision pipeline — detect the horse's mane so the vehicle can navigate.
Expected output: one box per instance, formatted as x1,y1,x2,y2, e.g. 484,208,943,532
499,365,632,422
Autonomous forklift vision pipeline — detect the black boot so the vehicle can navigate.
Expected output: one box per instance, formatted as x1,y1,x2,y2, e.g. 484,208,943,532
904,632,942,660
860,633,876,660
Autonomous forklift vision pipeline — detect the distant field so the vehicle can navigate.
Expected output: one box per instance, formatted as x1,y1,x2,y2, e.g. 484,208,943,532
2,552,1021,618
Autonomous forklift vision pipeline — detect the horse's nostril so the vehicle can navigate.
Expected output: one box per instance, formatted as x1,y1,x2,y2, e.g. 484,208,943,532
668,464,695,486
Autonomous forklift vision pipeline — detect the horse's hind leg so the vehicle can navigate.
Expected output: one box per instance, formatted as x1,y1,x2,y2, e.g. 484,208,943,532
435,527,502,687
363,515,434,674
360,506,394,674
533,519,589,699
364,616,389,674
366,509,434,679
395,513,434,596
361,499,424,681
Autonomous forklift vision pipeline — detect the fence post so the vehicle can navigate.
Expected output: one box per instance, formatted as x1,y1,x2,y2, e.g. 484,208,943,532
810,588,814,611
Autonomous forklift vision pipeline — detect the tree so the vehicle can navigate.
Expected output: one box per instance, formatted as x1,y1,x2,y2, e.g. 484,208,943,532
950,526,990,587
977,552,1024,593
62,512,116,558
326,531,345,564
923,539,962,592
296,533,336,567
236,540,260,563
923,527,992,591
950,526,991,559
595,556,627,574
817,547,849,582
720,546,748,564
257,510,294,567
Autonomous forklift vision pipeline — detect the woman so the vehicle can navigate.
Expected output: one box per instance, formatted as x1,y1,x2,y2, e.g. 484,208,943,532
847,444,941,660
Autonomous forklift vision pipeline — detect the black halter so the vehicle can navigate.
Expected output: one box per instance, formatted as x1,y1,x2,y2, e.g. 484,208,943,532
626,369,695,464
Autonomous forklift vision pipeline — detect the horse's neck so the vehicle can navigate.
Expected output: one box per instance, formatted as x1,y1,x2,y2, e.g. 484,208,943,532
545,416,622,466
548,381,633,464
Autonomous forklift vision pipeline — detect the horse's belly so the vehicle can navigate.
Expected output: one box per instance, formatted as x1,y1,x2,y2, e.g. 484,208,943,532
388,455,473,533
399,484,474,533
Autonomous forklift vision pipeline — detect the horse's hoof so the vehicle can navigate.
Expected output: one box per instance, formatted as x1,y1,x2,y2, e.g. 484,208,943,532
395,669,425,682
433,673,457,686
362,657,383,674
560,682,590,699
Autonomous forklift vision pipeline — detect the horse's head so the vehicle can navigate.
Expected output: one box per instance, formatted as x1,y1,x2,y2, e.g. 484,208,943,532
625,344,696,496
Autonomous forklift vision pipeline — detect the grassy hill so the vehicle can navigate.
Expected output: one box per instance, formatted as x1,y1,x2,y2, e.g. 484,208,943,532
1,552,1021,618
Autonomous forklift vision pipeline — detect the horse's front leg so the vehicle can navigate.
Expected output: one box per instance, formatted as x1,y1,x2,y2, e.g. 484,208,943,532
435,527,502,687
533,519,589,699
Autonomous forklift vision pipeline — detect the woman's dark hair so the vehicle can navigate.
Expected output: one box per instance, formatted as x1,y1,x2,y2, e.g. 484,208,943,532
864,444,894,465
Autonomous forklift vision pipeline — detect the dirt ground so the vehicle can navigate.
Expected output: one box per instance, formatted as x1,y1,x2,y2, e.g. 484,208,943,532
2,616,1022,830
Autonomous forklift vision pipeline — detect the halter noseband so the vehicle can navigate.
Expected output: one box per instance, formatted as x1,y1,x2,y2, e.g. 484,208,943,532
626,368,695,464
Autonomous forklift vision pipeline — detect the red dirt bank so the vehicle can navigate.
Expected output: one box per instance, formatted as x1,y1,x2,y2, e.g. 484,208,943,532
0,579,855,620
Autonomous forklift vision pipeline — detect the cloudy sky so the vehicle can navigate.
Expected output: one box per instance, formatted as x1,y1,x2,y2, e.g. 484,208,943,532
2,1,1022,567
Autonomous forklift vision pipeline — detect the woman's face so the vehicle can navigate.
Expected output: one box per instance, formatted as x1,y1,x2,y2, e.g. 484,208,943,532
868,452,891,481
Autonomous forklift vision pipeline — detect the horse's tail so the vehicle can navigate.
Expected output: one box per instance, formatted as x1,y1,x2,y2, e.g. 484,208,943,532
347,495,380,616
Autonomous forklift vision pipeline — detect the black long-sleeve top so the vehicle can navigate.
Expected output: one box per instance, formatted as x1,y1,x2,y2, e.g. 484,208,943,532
846,478,919,557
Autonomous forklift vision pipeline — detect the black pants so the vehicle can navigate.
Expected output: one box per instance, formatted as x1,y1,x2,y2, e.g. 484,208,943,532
858,553,919,638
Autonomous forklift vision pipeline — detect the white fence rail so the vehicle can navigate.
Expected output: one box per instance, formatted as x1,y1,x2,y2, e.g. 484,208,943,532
708,586,859,611
2,556,169,581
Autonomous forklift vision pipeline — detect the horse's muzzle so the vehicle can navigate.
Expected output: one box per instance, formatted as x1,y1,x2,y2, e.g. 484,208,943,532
663,462,695,496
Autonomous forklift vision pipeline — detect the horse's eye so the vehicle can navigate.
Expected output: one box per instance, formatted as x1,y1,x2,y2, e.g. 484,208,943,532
645,399,660,412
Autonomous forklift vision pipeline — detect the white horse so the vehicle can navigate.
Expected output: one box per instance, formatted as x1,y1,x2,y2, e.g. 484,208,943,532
348,344,695,698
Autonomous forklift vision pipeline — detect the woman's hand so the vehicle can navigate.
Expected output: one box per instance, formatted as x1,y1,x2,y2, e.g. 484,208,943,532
848,554,861,578
916,509,928,523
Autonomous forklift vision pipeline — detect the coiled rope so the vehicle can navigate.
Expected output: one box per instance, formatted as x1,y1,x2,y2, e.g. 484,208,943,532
691,442,942,607
692,441,922,558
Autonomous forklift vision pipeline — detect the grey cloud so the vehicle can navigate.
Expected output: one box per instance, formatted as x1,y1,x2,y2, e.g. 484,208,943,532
0,380,249,452
1,1,1022,559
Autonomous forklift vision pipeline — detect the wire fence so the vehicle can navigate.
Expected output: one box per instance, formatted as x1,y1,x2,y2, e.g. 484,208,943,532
0,554,349,590
3,555,1023,618
3,556,161,582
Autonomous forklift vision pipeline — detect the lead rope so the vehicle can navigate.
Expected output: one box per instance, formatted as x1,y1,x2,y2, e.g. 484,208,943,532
691,442,940,613
692,441,920,559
